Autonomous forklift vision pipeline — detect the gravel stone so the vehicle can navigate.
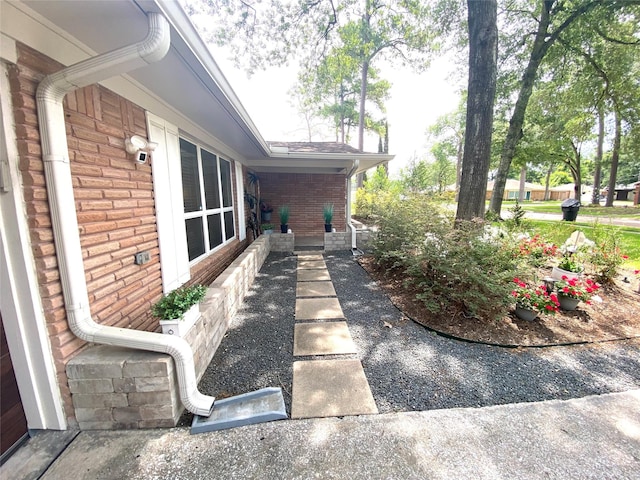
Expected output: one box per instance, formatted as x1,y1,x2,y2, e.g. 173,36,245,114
194,251,640,419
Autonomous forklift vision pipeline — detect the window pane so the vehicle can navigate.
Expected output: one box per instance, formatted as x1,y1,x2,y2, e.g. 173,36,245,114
185,217,205,261
207,213,223,249
220,159,233,207
202,149,220,209
224,210,235,240
180,139,201,213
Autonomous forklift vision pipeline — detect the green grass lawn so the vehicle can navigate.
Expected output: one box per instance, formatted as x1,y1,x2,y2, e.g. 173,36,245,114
510,201,640,218
526,219,640,270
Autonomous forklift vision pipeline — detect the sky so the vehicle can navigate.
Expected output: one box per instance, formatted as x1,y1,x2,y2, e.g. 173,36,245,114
210,51,465,177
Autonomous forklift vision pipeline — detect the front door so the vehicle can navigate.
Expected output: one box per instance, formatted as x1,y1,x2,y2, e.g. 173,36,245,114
0,312,28,458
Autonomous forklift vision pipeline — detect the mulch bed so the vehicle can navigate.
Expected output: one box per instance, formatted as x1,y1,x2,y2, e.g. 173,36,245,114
359,256,640,347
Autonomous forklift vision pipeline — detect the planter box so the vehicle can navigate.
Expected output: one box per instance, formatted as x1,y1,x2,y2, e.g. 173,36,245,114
159,304,200,336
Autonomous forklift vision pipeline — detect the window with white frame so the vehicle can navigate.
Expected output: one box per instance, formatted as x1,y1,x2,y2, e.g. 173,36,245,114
180,138,235,262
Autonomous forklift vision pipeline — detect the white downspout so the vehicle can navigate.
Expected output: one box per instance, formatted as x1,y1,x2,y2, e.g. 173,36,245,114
346,160,361,254
36,13,214,416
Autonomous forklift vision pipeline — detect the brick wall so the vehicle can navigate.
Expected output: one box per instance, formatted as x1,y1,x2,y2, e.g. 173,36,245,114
258,172,346,236
66,236,271,429
10,42,251,426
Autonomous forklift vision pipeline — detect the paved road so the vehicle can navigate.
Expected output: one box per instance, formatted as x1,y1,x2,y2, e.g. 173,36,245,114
503,210,640,228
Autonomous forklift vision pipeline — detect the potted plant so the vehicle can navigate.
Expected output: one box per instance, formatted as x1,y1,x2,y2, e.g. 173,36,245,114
323,203,334,233
555,275,600,311
151,284,207,336
278,205,290,233
260,200,273,222
510,277,559,320
551,248,584,280
261,223,274,234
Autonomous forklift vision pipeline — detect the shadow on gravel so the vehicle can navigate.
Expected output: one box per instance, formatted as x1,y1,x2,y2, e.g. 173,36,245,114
184,251,640,425
324,252,640,414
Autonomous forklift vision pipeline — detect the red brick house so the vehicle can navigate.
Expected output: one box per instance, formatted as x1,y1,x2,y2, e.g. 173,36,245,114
0,0,391,453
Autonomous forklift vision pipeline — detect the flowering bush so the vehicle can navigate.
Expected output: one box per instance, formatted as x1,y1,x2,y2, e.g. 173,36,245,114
555,275,600,304
511,278,559,314
587,223,628,282
517,234,558,267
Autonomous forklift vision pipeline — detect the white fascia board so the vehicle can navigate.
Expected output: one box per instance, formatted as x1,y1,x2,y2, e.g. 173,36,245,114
3,0,250,166
0,32,18,64
151,0,271,156
258,153,395,174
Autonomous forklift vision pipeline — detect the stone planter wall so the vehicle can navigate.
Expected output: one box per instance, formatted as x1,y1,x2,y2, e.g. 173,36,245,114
66,236,271,429
324,232,350,251
270,232,295,252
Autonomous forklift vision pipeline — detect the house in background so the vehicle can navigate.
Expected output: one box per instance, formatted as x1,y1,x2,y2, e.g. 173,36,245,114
548,183,575,201
486,179,546,201
0,0,391,455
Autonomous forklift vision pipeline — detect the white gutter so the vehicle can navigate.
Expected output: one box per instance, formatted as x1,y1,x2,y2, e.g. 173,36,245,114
36,13,214,417
346,160,361,253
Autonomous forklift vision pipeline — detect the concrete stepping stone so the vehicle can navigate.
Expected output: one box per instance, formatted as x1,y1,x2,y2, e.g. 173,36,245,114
296,281,336,298
295,297,344,320
297,254,324,261
297,259,326,270
293,322,358,356
297,269,331,282
291,359,378,418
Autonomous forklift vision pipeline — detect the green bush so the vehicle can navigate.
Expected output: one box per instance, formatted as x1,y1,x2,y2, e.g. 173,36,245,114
371,194,523,320
151,284,207,320
587,222,628,283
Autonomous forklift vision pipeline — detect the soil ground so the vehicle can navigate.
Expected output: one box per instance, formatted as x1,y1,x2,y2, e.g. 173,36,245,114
359,256,640,347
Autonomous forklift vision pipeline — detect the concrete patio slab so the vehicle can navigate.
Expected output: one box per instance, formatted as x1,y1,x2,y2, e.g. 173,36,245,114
297,259,326,270
295,297,344,320
296,281,336,298
297,269,331,282
291,359,378,418
293,322,357,356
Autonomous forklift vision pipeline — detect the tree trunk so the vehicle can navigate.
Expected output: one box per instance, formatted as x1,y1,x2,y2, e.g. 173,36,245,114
455,0,498,222
569,142,581,201
455,134,463,201
488,1,554,215
591,105,604,205
544,163,553,201
518,166,527,202
605,107,622,207
355,58,370,188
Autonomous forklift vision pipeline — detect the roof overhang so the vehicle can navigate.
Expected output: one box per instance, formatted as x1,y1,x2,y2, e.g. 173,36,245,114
15,0,394,173
249,153,394,175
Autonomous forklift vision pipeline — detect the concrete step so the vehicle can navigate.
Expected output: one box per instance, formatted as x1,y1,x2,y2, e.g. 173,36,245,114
293,321,358,356
291,359,378,419
295,297,344,321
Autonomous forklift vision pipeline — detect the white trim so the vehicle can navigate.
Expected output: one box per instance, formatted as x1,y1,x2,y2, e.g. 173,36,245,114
0,62,66,429
235,161,246,241
1,0,250,166
0,32,17,64
180,139,236,264
147,112,190,293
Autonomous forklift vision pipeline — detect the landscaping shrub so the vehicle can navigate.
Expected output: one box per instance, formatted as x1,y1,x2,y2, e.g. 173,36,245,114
587,222,629,283
371,195,524,321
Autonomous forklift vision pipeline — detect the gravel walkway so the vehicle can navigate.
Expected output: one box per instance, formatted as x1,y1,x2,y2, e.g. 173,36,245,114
195,251,640,417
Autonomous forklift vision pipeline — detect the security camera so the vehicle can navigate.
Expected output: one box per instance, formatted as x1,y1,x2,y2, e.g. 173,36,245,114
135,151,148,164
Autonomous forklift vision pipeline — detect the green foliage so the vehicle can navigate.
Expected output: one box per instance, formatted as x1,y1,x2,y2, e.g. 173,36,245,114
278,205,290,225
354,166,402,220
587,222,628,283
323,203,334,224
261,223,275,231
371,194,523,320
503,200,528,231
151,284,207,320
